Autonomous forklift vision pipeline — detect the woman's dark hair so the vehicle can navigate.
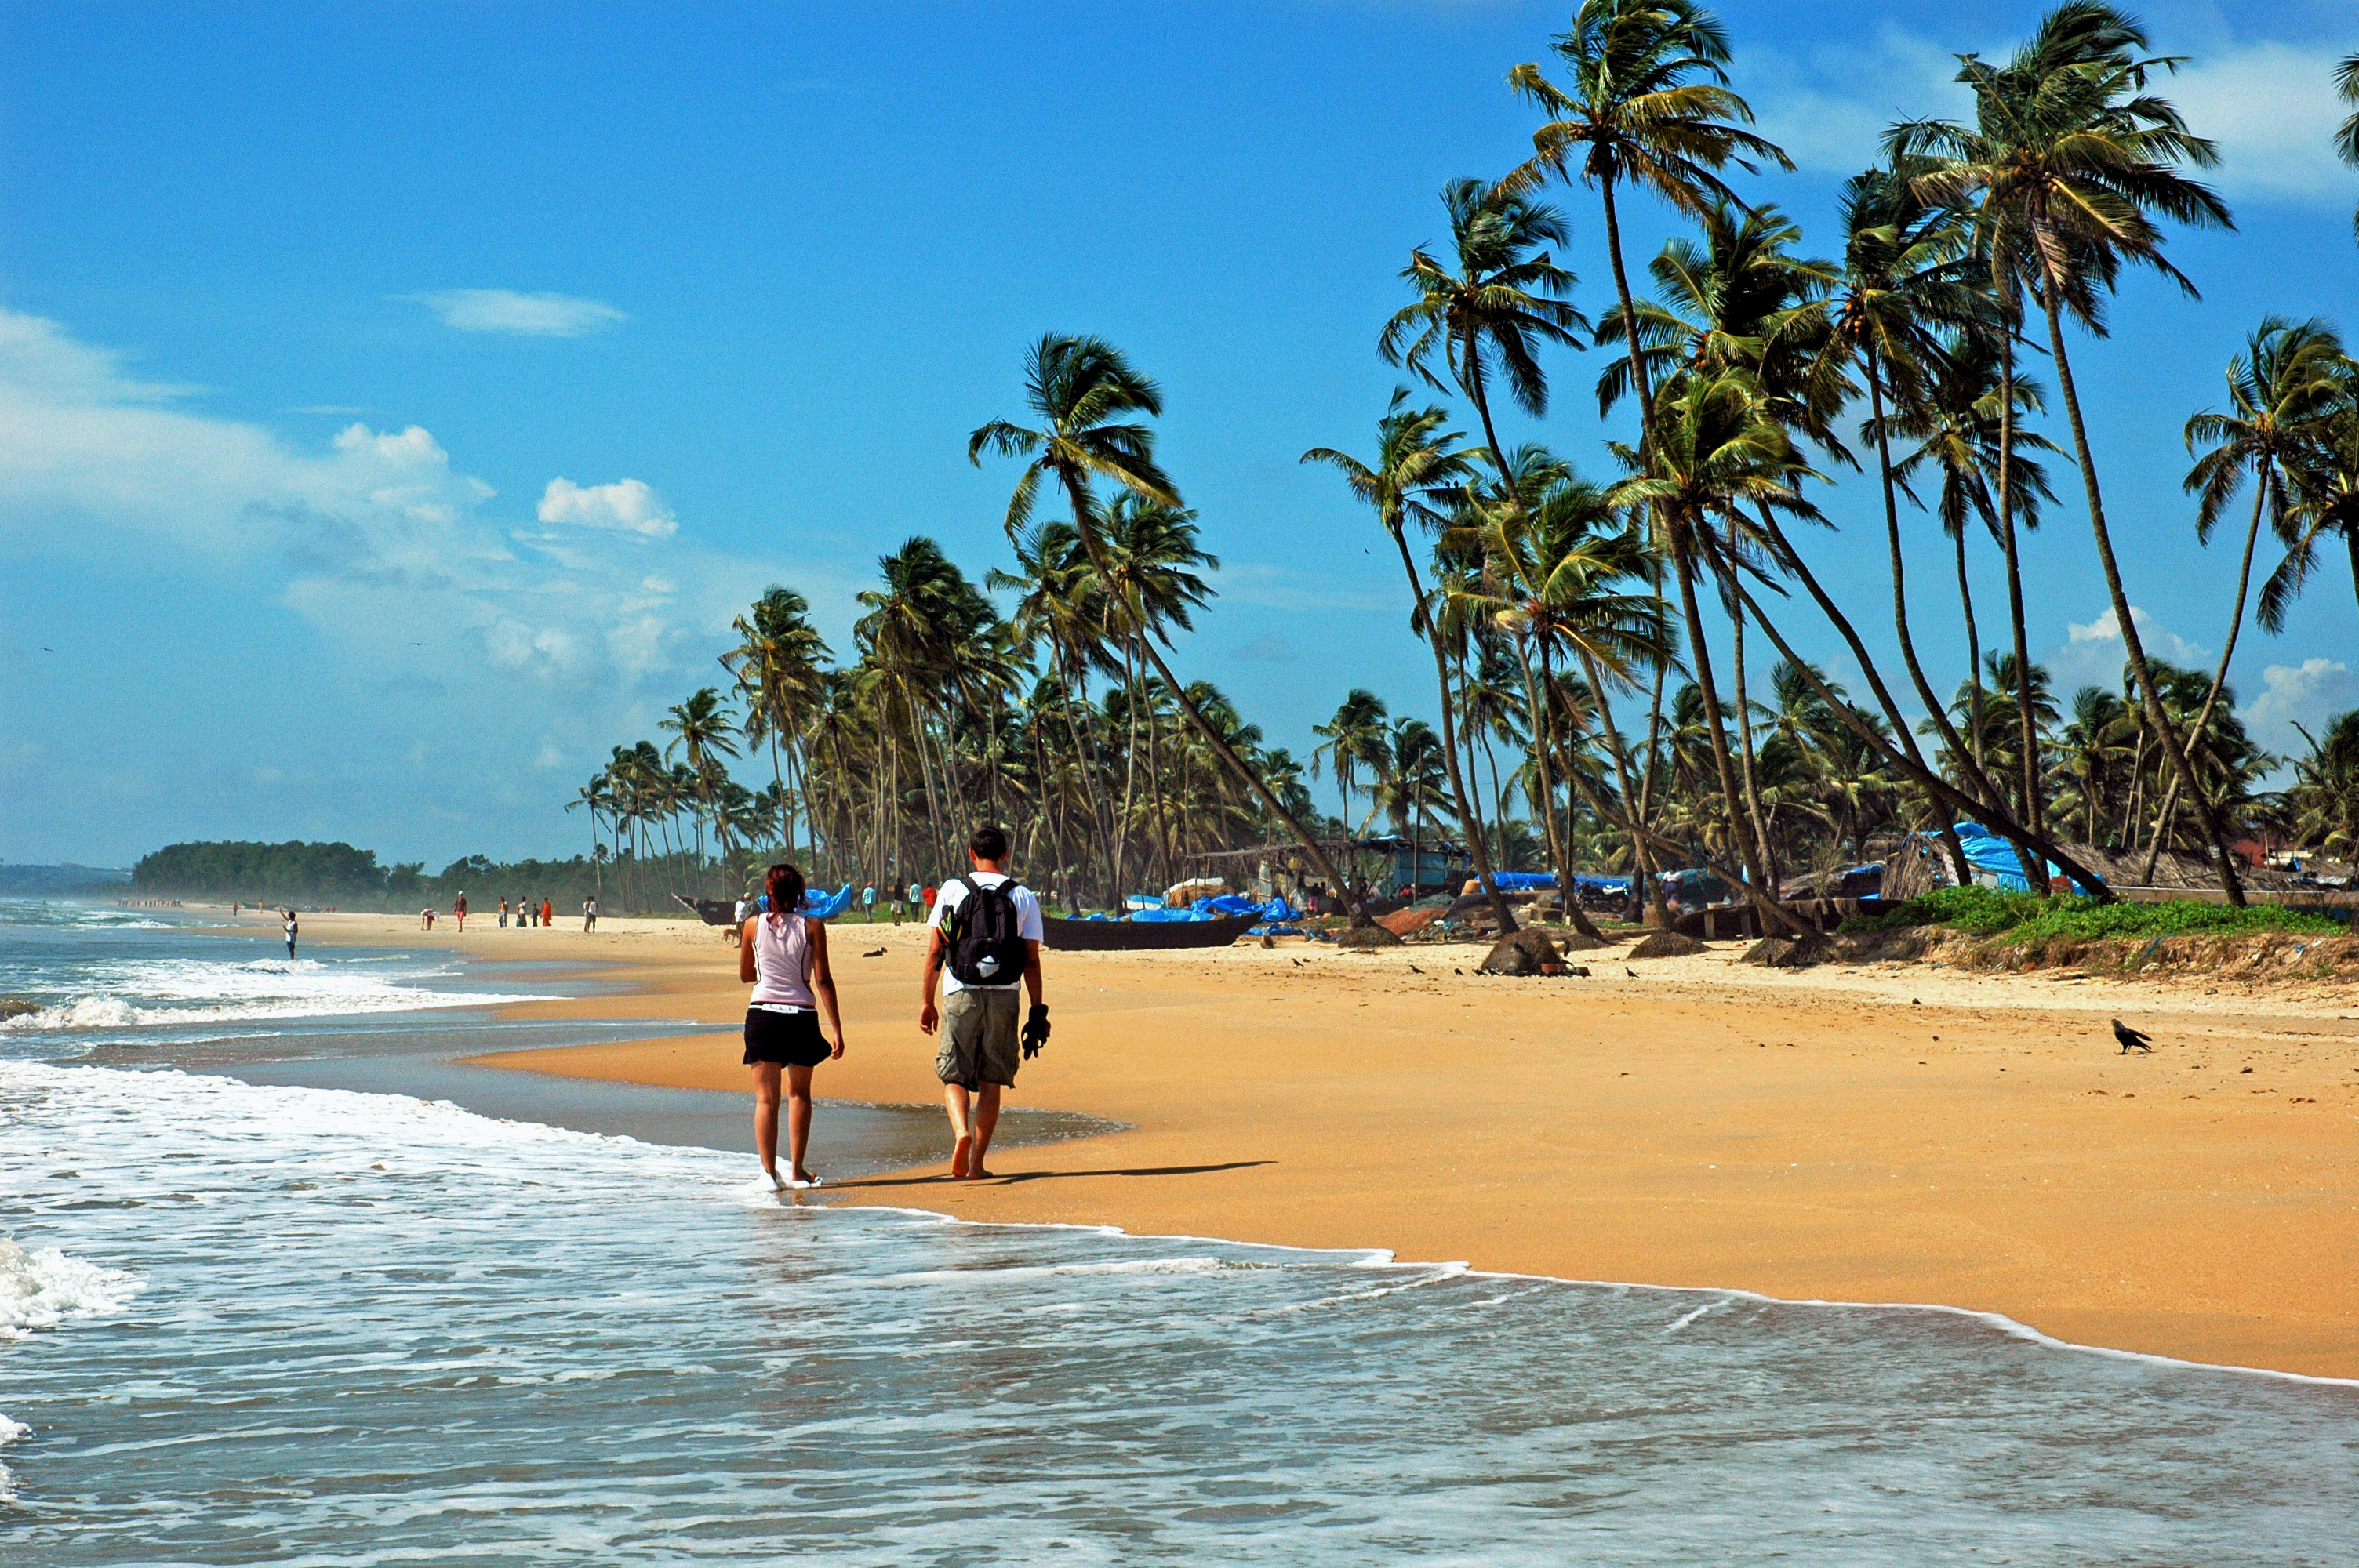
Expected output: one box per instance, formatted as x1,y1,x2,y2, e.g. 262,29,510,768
764,862,806,923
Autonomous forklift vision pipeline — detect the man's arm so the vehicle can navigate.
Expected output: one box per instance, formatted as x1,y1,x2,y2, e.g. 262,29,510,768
919,925,946,1034
1022,938,1043,1008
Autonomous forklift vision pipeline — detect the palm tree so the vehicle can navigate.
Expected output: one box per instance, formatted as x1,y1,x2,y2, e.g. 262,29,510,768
1895,3,2245,900
2337,53,2359,243
566,772,612,898
1607,370,1810,928
1378,179,1587,517
721,586,831,862
660,688,740,871
1313,689,1392,836
1507,0,1791,459
1305,394,1521,930
1877,325,2062,789
2134,317,2345,880
2266,362,2359,631
971,334,1368,914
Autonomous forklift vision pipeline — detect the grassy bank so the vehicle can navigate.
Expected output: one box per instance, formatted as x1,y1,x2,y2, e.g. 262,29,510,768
1842,886,2346,944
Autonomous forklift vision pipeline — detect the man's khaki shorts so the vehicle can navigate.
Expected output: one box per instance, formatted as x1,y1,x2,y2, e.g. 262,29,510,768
936,988,1021,1088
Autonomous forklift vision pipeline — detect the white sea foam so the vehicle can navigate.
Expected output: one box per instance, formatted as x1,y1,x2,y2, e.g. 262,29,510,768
0,954,554,1032
0,1236,142,1338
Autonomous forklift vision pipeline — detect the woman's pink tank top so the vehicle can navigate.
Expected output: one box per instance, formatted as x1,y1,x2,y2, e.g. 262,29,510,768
748,913,816,1007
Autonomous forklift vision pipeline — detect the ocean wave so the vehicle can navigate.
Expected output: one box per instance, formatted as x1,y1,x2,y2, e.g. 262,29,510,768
0,1235,140,1339
0,957,555,1031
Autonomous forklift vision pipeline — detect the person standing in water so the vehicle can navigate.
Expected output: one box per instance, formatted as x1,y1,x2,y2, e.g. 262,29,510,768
283,909,298,959
920,825,1048,1179
739,861,846,1190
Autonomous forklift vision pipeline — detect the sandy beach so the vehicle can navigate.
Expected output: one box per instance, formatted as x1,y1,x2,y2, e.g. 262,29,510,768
268,907,2359,1381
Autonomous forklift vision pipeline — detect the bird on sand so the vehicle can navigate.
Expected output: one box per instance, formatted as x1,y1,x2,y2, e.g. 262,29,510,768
1408,964,1423,975
861,947,885,958
1625,967,1638,978
2112,1018,2153,1054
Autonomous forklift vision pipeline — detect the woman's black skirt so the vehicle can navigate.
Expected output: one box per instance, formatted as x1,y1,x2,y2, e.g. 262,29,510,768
743,1007,829,1067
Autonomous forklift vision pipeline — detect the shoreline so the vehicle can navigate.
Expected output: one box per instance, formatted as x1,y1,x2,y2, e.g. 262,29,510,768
242,906,2359,1380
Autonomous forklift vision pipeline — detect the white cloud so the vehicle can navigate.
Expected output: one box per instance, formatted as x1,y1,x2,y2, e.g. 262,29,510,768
1747,28,1975,176
0,306,780,702
406,289,628,338
2241,657,2357,758
2048,604,2211,692
2166,42,2352,201
538,477,678,538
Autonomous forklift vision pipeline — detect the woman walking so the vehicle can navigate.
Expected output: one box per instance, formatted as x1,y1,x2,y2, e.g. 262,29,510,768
739,861,845,1190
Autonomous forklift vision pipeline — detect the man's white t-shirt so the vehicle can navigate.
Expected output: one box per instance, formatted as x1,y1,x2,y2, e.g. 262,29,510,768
928,872,1045,993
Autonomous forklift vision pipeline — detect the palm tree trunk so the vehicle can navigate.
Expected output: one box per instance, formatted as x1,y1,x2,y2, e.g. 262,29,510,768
2037,275,2245,904
1703,529,1778,889
1385,524,1519,931
1668,515,1785,921
1954,523,1987,785
2140,472,2270,884
1997,339,2045,840
1866,353,2027,883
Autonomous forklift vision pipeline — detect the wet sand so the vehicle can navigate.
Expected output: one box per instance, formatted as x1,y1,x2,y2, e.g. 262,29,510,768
262,907,2359,1379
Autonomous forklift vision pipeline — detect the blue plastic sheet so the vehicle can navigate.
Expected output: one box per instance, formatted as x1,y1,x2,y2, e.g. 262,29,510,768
1951,822,2104,895
1128,907,1211,923
753,885,857,920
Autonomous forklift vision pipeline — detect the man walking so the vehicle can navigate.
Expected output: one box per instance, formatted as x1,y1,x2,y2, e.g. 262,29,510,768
919,825,1048,1179
582,896,598,932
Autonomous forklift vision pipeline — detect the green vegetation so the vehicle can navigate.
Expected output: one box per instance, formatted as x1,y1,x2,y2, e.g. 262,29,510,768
1843,884,2343,942
133,840,645,913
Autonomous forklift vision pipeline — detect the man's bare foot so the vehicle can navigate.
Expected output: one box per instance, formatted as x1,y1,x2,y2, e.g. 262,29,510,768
951,1133,973,1178
968,1163,994,1179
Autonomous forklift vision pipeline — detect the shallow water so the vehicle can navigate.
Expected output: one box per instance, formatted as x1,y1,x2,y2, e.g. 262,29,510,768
3,902,2355,1563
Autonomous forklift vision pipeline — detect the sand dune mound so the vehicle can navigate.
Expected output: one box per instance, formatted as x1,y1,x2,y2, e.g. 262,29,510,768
1624,931,1705,960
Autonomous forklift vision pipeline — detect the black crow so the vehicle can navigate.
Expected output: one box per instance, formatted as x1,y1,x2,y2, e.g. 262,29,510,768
1625,967,1638,978
2112,1018,2153,1054
862,947,885,958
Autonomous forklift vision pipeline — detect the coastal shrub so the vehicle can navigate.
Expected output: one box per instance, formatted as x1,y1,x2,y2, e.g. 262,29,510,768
1839,886,2052,935
1840,884,2343,942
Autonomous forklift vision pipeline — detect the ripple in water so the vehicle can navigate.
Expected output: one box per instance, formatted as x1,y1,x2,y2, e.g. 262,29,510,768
2,1063,2352,1563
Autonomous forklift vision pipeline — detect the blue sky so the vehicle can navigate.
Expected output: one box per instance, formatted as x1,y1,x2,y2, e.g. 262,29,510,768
3,0,2355,868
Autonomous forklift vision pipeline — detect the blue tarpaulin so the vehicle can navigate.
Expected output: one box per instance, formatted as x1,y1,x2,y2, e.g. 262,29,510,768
1194,894,1300,920
1484,872,1560,892
1128,907,1210,923
1951,822,2104,895
755,885,857,920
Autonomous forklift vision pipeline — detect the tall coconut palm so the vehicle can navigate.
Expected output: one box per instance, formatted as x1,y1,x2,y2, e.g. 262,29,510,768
1305,394,1521,930
721,586,832,862
2337,53,2359,242
1507,0,1791,459
1895,2,2245,899
1607,371,1811,929
1313,689,1393,836
971,334,1367,913
660,688,740,869
2266,365,2359,631
2134,317,2345,880
1877,325,2062,793
1378,178,1588,517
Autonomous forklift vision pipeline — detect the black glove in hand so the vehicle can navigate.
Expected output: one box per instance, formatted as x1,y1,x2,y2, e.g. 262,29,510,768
1020,1004,1051,1060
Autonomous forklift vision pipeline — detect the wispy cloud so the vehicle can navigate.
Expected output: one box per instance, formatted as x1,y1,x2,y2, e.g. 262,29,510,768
404,288,629,337
2047,604,2210,694
2243,656,2356,759
1745,26,2357,208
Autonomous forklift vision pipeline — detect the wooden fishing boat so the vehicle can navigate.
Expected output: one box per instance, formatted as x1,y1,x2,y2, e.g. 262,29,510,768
1041,913,1258,951
673,895,740,927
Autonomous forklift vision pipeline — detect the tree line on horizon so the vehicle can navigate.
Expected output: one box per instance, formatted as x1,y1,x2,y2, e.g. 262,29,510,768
572,1,2359,933
129,840,620,912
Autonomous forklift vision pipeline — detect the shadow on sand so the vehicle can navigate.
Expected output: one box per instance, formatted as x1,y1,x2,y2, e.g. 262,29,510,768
838,1160,1274,1189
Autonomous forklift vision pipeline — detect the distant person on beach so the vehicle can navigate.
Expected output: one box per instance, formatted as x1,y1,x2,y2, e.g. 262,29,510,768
583,897,598,931
498,898,510,929
420,907,435,930
513,895,526,933
862,884,876,919
454,891,468,932
920,825,1046,1180
540,897,552,928
283,909,298,959
739,860,846,1191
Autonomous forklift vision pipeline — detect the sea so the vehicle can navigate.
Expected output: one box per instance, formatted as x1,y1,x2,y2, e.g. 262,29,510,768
1,898,2353,1564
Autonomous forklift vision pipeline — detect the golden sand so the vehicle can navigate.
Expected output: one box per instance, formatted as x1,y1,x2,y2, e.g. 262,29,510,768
267,907,2359,1378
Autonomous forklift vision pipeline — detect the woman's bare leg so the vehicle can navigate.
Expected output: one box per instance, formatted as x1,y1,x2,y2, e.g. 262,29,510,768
751,1062,783,1177
786,1063,816,1181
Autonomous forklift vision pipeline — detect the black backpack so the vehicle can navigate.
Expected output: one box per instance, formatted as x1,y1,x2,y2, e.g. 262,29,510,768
943,876,1028,986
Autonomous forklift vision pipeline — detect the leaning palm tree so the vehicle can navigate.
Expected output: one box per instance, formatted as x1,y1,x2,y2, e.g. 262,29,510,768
971,334,1367,913
1894,2,2245,899
1507,0,1791,459
2132,317,2345,880
2267,365,2359,631
1305,394,1521,930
